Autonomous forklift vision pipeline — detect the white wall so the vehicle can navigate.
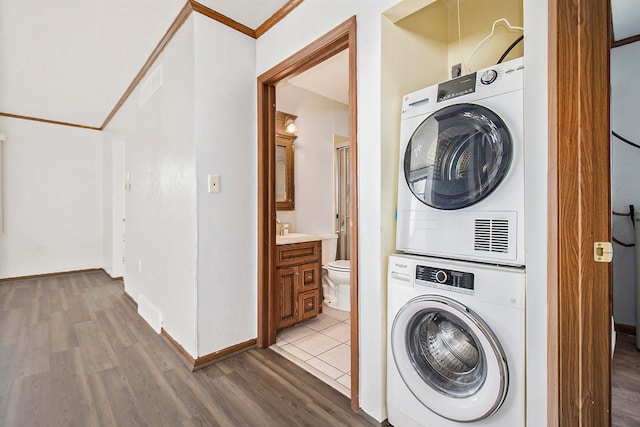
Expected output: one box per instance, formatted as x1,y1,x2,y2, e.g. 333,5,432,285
193,14,258,357
257,1,406,420
522,0,549,424
102,132,125,279
104,16,198,356
0,117,102,278
276,85,349,235
611,42,640,327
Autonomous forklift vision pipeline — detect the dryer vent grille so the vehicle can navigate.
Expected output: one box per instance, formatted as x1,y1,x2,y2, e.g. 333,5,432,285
474,219,509,253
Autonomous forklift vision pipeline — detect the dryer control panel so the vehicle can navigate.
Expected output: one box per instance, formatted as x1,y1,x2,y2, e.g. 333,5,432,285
415,265,475,295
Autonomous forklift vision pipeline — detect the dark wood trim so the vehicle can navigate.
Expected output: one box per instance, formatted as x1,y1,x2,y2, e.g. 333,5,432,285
615,323,636,336
611,33,640,49
254,0,304,38
100,1,193,130
161,327,195,366
257,81,278,347
161,328,256,370
0,268,103,282
346,22,359,412
0,112,101,131
549,0,611,425
257,16,359,411
123,290,138,310
100,268,124,282
189,1,256,38
193,339,257,369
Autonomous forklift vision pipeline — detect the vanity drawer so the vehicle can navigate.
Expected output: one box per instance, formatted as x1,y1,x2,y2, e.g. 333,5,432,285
298,289,320,321
298,262,320,292
276,241,321,267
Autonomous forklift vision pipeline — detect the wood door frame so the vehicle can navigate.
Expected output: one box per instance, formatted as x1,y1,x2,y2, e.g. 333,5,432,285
548,0,612,424
256,16,360,410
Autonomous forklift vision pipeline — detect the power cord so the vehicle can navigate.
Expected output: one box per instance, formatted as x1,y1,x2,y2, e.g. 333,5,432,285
612,131,640,150
612,204,636,247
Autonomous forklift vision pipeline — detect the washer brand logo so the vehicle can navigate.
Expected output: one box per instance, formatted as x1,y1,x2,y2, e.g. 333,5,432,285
394,263,408,269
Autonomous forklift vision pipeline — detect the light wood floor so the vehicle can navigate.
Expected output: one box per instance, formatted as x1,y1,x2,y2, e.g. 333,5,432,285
612,332,640,427
0,271,373,426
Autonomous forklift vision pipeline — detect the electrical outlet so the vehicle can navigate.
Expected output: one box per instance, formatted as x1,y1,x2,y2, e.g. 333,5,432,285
451,63,462,78
208,175,220,193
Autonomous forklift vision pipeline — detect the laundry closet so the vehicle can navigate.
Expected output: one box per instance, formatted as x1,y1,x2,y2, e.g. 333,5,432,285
381,0,525,425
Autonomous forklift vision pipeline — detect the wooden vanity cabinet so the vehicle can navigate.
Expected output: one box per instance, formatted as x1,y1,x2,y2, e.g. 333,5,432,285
274,241,322,330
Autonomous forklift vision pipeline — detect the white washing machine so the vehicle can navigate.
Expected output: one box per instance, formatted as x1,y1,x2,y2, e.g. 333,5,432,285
396,57,524,266
387,254,525,426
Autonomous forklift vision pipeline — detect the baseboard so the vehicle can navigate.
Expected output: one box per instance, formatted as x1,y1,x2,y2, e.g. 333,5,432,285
100,268,123,282
123,290,138,309
161,327,196,367
615,323,636,335
0,268,103,282
161,327,256,371
193,339,257,370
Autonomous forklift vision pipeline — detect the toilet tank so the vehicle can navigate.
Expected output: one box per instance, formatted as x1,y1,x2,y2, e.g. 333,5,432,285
321,235,338,265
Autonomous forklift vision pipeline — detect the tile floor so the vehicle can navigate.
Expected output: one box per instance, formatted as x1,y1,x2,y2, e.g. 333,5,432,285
271,304,351,396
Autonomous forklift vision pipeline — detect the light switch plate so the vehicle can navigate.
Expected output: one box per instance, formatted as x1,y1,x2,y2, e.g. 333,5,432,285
208,175,220,193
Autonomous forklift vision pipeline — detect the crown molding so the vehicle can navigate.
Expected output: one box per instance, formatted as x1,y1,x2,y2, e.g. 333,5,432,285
101,1,193,129
2,1,305,131
190,1,256,38
611,33,640,48
0,112,101,131
255,0,304,38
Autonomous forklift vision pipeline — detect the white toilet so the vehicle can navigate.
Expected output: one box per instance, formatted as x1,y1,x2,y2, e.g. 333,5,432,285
321,236,351,312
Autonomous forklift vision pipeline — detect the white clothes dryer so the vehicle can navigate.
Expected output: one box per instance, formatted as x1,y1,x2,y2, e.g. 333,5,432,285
396,57,524,266
387,254,525,426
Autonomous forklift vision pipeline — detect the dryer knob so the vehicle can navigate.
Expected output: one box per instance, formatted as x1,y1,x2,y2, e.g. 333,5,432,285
480,69,498,85
435,270,448,284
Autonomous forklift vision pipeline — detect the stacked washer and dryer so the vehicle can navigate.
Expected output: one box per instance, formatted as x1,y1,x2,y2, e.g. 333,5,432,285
388,57,526,426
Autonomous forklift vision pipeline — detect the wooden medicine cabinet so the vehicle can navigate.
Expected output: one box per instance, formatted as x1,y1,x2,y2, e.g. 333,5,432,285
276,111,296,210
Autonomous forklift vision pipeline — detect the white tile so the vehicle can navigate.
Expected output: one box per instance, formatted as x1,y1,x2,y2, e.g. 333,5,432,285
337,373,351,390
294,332,341,356
276,336,288,345
280,344,313,361
322,322,351,343
303,314,340,331
306,357,343,380
277,324,315,343
317,344,351,373
322,305,350,321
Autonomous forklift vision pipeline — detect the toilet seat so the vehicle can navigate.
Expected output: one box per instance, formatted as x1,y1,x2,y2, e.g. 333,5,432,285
327,260,350,271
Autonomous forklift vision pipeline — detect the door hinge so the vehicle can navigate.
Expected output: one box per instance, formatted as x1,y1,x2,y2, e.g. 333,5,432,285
594,242,613,263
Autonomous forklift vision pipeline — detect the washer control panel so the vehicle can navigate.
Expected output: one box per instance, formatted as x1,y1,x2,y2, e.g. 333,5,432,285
415,265,475,295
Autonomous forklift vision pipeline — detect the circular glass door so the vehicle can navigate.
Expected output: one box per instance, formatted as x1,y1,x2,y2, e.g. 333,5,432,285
403,103,512,210
391,295,508,422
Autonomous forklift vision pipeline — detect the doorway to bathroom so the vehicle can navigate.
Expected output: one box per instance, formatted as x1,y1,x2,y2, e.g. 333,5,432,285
256,17,359,410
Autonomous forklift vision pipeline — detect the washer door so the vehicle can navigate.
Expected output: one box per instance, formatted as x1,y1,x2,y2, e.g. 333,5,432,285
403,103,512,210
391,295,508,422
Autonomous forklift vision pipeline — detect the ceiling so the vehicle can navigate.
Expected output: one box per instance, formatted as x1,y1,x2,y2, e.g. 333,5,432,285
0,1,638,130
0,0,293,129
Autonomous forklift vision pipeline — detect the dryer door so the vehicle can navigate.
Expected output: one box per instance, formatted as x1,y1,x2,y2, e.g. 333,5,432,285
403,103,512,210
391,295,508,422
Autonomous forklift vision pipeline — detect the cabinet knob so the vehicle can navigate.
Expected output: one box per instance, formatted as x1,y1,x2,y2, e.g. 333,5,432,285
307,302,313,307
295,272,300,276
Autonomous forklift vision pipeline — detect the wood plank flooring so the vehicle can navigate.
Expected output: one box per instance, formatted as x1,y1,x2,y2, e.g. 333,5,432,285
612,333,640,427
0,271,373,426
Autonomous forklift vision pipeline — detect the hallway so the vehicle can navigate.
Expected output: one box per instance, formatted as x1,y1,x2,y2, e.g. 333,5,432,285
0,271,371,426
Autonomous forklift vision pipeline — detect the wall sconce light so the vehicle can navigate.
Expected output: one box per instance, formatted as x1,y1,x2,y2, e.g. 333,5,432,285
284,116,298,135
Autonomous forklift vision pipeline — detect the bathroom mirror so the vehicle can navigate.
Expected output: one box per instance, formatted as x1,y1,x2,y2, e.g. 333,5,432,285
276,111,296,210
